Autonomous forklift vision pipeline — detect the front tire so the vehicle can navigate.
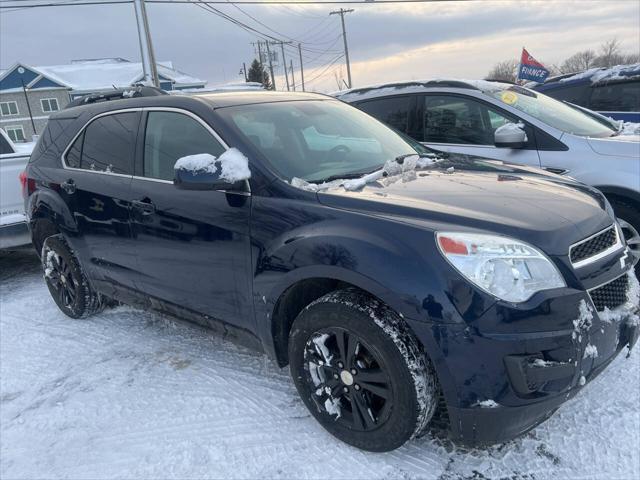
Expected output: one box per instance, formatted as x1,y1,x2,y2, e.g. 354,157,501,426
288,289,438,452
610,198,640,276
42,235,104,319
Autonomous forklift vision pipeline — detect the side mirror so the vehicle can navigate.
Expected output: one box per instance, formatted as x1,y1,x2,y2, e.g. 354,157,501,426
494,123,527,149
173,150,251,191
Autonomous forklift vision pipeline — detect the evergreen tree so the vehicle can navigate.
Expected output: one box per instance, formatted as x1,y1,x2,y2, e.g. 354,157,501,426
247,59,271,90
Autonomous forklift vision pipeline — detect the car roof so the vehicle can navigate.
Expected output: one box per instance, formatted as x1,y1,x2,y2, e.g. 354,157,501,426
536,63,640,90
53,90,335,120
334,79,513,102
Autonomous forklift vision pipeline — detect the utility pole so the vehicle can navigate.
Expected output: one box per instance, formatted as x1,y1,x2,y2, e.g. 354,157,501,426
289,59,296,91
330,8,354,89
20,78,36,136
241,63,248,81
298,43,305,91
256,41,264,70
133,0,159,87
278,41,290,91
265,41,276,90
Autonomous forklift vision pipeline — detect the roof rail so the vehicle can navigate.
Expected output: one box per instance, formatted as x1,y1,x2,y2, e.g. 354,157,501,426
340,79,479,97
65,85,168,109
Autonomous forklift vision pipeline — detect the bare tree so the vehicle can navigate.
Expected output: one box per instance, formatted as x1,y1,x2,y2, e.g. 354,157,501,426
485,59,519,82
559,50,597,73
593,38,627,68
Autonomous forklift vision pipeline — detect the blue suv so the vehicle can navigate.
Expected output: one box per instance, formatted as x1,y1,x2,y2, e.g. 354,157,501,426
532,64,640,122
23,89,639,451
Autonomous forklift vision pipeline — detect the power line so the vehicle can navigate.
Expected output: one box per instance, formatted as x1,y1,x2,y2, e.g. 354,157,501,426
329,7,353,88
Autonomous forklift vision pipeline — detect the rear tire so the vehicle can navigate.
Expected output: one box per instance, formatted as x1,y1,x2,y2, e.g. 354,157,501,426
288,289,437,452
42,235,104,319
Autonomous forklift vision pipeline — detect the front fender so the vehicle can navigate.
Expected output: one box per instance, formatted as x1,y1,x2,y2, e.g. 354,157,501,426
250,195,492,360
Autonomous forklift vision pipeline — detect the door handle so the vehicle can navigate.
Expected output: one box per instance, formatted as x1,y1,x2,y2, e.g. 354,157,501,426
131,199,156,215
61,179,76,194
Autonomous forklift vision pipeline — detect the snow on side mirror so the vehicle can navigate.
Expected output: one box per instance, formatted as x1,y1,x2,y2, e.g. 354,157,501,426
173,148,251,191
494,122,528,149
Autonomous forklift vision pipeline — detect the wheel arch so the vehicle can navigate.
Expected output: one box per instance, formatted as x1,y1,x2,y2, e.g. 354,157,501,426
28,187,77,254
595,185,640,211
265,266,426,367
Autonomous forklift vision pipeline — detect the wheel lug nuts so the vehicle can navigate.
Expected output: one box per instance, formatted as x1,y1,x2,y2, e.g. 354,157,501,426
351,369,357,375
338,362,344,368
343,386,348,393
354,384,360,391
333,374,339,379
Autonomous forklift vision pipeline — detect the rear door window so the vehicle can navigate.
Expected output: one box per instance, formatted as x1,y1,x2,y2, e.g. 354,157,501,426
66,112,139,174
142,111,226,181
590,81,640,112
544,84,591,106
357,96,412,133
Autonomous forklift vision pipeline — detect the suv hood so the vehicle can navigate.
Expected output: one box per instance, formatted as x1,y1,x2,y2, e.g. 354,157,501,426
317,156,613,256
586,134,640,157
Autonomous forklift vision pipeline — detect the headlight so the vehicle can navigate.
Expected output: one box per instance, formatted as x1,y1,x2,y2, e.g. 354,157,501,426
436,232,566,303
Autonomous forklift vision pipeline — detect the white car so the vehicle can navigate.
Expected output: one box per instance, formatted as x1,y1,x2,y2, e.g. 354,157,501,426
1,128,33,249
335,80,640,265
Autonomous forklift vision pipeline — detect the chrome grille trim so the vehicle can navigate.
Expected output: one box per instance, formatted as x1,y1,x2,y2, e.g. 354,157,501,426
569,224,623,269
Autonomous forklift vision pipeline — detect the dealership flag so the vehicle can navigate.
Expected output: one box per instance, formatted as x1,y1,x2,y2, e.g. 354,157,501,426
517,48,550,83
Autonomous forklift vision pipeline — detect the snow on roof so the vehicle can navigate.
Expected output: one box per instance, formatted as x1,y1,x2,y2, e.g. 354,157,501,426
33,60,205,92
334,78,511,102
557,63,640,85
171,82,265,94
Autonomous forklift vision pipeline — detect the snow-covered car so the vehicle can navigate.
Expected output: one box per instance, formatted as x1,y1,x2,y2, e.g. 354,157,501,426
22,90,639,452
0,128,33,249
531,63,640,122
335,80,640,271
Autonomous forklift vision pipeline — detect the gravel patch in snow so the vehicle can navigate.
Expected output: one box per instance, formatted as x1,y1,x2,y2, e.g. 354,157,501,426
1,250,639,479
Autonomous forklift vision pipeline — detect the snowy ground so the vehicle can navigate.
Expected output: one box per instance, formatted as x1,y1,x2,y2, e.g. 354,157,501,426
1,249,639,479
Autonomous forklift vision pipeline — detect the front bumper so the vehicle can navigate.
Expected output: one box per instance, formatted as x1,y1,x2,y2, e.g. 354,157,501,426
407,276,639,446
0,221,31,249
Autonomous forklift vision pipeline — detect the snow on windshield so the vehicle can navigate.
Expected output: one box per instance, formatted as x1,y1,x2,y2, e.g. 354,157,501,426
174,148,251,182
290,155,440,192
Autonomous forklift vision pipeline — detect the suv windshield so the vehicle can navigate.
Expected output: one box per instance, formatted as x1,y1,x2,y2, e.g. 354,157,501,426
488,87,616,138
218,100,418,182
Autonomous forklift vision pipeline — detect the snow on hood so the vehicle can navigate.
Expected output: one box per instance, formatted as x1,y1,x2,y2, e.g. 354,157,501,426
558,63,640,85
174,148,251,182
615,121,640,137
290,155,440,192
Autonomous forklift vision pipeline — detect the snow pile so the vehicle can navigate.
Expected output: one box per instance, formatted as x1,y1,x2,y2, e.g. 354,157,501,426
583,344,598,359
174,148,251,183
573,300,594,342
290,155,439,193
559,63,640,85
495,121,528,141
598,271,640,325
616,121,640,136
474,399,499,408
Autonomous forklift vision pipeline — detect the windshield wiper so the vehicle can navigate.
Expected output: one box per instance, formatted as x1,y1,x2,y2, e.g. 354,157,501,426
308,165,383,184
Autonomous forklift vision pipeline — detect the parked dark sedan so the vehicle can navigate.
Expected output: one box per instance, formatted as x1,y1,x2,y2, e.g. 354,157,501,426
23,90,639,452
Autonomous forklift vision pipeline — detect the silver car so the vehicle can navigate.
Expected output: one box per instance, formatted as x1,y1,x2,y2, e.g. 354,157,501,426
336,80,640,266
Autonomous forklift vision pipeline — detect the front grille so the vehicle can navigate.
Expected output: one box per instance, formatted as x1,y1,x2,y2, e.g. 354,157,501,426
570,226,618,265
589,274,629,312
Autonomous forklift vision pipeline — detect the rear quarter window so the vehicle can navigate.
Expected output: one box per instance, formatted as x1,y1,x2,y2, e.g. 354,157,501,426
64,112,139,174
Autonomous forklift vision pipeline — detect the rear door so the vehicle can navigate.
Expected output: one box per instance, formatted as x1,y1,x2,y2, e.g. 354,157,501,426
129,108,253,328
420,94,542,167
60,110,140,290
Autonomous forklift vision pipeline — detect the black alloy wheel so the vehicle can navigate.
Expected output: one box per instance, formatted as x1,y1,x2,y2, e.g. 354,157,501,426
304,327,394,432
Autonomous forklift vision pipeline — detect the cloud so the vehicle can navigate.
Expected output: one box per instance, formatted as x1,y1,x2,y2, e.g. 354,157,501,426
1,0,638,92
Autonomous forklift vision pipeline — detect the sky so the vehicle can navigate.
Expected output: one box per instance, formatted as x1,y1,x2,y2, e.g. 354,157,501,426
1,0,639,93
